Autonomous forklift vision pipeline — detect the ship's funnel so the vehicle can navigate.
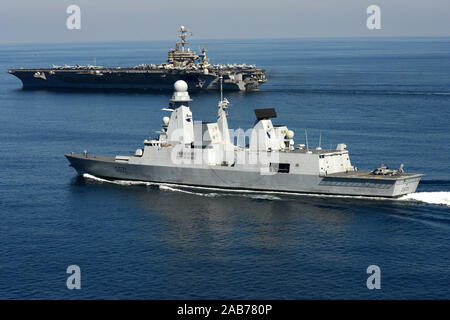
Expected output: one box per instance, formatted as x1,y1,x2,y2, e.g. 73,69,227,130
170,80,192,104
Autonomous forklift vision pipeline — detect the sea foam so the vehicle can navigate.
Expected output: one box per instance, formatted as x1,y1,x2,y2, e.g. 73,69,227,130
83,174,449,205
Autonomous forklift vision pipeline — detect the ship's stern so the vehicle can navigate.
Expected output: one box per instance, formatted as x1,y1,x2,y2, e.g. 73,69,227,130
321,171,423,198
390,175,422,198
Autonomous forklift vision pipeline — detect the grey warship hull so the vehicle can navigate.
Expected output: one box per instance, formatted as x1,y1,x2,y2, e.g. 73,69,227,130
7,67,265,91
66,153,422,198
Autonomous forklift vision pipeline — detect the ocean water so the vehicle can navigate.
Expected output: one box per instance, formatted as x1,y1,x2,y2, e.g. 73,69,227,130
0,38,449,299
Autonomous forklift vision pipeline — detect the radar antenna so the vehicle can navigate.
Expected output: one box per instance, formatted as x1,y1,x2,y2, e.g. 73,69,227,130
178,26,193,52
218,75,230,110
305,129,310,153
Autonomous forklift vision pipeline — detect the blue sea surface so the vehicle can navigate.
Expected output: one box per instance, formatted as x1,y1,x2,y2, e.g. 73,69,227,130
0,38,449,299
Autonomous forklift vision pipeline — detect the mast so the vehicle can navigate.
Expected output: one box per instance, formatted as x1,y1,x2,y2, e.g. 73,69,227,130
217,76,231,145
220,75,223,102
317,131,322,150
178,26,189,52
305,129,310,153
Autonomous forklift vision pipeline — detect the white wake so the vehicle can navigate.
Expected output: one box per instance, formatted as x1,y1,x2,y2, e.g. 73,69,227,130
83,173,152,186
82,174,449,205
82,173,281,199
399,192,450,206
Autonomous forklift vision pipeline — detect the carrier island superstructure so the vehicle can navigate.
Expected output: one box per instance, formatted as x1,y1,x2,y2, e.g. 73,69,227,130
7,26,266,91
65,80,422,198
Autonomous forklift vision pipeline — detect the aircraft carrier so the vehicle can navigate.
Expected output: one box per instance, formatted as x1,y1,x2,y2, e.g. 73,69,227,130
6,26,266,91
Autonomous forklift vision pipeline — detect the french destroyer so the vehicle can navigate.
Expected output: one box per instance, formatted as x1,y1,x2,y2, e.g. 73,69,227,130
65,80,422,198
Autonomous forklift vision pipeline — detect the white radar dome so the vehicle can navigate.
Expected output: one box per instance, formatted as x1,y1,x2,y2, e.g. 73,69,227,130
174,80,188,92
162,116,170,126
286,130,294,139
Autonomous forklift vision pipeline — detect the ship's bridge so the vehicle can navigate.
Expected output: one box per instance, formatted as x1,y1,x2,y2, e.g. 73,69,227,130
167,49,199,67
